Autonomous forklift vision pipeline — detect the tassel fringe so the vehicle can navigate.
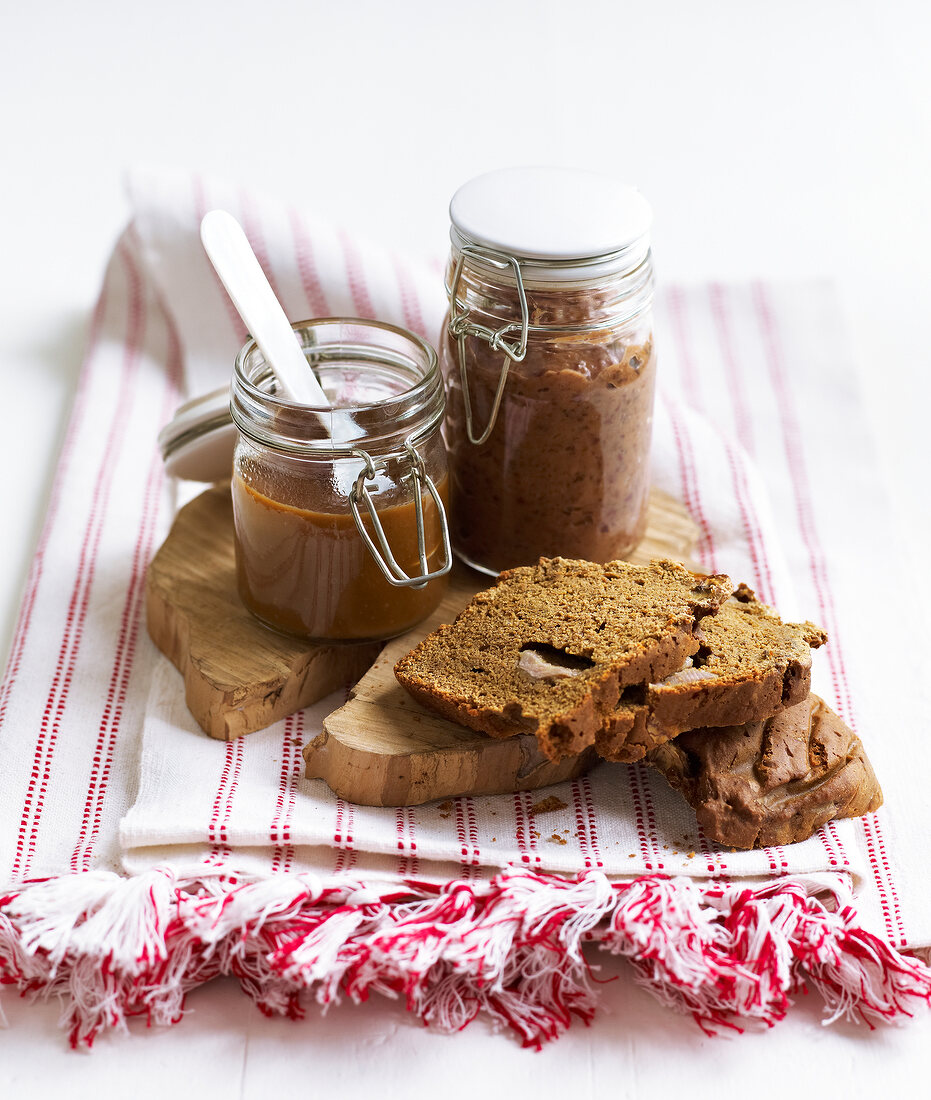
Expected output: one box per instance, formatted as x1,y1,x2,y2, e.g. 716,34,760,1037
1,868,929,1049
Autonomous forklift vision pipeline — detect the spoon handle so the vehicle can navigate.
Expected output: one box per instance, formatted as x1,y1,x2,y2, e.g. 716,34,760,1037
200,210,327,405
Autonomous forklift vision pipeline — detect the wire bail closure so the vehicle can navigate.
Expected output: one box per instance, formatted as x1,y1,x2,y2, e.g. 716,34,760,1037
447,245,530,445
349,443,452,589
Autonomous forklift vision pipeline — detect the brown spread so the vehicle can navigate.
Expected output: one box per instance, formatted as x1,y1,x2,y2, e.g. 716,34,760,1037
232,471,449,643
445,328,655,573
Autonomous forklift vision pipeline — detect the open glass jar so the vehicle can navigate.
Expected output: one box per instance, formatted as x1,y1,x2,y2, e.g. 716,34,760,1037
230,318,451,643
442,168,656,576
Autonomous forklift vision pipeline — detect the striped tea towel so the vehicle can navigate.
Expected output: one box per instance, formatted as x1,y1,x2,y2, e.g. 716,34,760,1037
1,166,928,1049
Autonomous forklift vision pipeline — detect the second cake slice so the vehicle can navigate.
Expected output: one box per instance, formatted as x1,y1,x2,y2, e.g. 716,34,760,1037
595,583,827,762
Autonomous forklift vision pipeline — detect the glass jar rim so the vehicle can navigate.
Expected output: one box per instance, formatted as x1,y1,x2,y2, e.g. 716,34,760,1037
232,317,445,456
234,316,439,413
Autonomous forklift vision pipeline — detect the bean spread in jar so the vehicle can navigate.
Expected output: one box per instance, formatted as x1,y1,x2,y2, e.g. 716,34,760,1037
443,167,656,576
230,318,451,643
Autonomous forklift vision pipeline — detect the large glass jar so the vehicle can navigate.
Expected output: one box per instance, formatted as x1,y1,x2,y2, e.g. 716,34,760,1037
230,318,451,643
442,168,656,576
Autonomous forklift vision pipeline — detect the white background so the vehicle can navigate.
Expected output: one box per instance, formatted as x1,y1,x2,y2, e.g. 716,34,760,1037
2,0,930,1093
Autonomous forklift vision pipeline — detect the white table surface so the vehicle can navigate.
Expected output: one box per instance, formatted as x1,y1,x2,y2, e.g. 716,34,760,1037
2,0,930,1092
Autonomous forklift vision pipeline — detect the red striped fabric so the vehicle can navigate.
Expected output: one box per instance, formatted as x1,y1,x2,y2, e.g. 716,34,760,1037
2,172,924,974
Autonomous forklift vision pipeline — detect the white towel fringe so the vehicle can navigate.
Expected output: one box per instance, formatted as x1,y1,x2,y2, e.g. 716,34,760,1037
2,867,928,1049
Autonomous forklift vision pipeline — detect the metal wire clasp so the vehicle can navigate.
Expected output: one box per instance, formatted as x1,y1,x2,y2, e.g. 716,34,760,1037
447,245,530,445
348,443,452,589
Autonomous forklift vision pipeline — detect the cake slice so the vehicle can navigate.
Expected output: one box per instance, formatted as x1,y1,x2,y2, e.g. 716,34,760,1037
646,694,882,849
595,584,827,763
394,557,731,761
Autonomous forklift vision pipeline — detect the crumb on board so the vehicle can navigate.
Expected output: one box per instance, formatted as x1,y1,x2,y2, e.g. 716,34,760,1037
548,833,567,845
530,796,568,815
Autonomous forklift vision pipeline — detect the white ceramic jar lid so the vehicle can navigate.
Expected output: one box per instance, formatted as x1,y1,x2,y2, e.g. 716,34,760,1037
157,385,238,482
449,167,652,278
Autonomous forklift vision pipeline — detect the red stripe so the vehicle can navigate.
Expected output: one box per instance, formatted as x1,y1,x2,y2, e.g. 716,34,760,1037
206,738,245,867
860,812,904,944
708,283,754,456
207,741,237,847
70,272,184,871
669,286,791,875
453,798,471,874
338,229,376,318
0,261,111,739
713,285,848,873
511,791,536,866
192,174,248,346
628,763,665,872
752,284,853,720
277,723,303,873
333,796,347,871
289,208,331,317
391,255,429,342
753,282,905,944
270,715,294,846
217,740,245,844
694,822,730,880
240,190,285,306
465,796,481,873
523,791,542,866
569,779,593,870
579,776,603,869
666,286,702,409
721,439,777,606
406,808,419,877
394,807,419,877
270,714,297,874
822,819,847,869
12,241,145,878
332,794,357,875
395,808,408,875
343,799,356,873
665,401,718,573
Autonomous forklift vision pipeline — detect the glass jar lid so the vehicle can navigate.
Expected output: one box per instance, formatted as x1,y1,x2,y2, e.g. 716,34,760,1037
157,385,237,482
449,166,653,282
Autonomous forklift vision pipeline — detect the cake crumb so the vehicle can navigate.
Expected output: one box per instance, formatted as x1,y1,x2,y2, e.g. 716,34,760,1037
438,800,453,812
548,833,568,845
530,795,568,815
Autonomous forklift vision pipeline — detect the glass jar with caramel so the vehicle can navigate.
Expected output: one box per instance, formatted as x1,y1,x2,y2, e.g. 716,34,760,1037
230,318,451,643
443,167,656,576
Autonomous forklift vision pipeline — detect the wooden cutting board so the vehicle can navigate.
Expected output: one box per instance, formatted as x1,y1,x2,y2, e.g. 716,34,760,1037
145,485,382,740
306,491,701,806
147,485,699,803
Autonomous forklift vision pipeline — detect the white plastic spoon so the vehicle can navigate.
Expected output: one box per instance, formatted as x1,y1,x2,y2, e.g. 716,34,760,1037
200,210,355,444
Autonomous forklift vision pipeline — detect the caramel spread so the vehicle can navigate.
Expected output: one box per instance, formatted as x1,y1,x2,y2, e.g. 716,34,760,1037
232,472,449,642
445,332,655,573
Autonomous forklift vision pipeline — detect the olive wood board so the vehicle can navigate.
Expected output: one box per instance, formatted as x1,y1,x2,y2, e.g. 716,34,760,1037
145,484,382,741
307,490,701,806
